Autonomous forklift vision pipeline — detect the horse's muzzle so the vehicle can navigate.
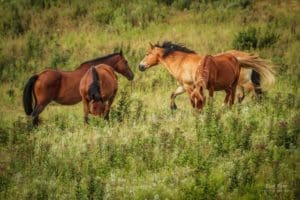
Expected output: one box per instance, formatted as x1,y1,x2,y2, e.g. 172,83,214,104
138,64,146,72
128,72,134,80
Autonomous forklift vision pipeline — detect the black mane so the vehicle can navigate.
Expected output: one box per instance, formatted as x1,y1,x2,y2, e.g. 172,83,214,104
154,41,196,57
80,52,120,66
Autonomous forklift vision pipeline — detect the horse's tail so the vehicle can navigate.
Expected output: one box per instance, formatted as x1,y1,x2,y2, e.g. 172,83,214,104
23,75,38,115
236,54,275,88
88,67,102,102
251,70,263,95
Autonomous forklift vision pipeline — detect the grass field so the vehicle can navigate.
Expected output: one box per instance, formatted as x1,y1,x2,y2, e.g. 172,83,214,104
0,0,299,199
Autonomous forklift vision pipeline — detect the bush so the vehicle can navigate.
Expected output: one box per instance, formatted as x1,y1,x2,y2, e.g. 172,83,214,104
233,26,279,50
172,0,192,10
111,90,132,122
72,4,87,19
25,33,43,61
50,50,71,69
0,4,26,36
232,27,257,50
227,0,253,9
93,2,115,25
258,28,279,49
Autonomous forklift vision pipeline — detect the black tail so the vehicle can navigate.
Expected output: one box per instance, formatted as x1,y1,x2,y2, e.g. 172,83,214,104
88,67,102,102
23,75,38,115
251,70,263,95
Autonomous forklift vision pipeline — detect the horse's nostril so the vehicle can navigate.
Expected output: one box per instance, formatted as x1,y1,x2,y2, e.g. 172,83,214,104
139,64,145,71
128,73,134,80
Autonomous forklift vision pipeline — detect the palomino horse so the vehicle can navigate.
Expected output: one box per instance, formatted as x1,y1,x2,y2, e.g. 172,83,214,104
23,51,134,125
190,54,240,109
138,41,275,109
79,64,118,123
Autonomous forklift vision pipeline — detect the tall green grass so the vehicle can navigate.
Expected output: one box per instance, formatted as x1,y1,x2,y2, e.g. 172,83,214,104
0,0,299,199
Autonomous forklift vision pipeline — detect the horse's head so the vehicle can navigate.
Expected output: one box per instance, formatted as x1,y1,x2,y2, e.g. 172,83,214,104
190,86,206,110
113,50,134,80
138,43,164,72
89,100,105,116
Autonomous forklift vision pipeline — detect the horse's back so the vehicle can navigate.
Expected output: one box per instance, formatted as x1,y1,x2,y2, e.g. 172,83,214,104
81,64,117,101
211,54,240,75
203,54,240,90
94,64,118,90
37,69,62,85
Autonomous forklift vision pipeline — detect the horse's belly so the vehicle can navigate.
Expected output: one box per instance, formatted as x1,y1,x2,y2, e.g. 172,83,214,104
54,95,82,105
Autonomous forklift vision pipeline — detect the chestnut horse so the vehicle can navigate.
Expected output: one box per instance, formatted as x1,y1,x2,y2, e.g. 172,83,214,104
138,41,275,109
23,51,134,125
190,54,240,109
79,64,118,123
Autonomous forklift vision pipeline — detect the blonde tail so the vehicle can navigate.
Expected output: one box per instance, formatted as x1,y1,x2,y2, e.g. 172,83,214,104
236,54,275,88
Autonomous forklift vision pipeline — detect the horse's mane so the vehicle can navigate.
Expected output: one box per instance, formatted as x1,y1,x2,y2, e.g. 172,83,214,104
88,66,102,102
154,41,196,57
80,52,120,66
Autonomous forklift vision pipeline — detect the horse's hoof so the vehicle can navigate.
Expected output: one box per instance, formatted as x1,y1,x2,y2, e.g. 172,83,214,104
104,116,109,120
170,104,177,110
84,116,89,124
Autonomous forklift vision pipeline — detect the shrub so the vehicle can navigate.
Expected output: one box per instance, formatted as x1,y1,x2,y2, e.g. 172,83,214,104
25,33,43,61
227,0,253,9
111,90,132,122
172,0,192,10
233,26,279,50
232,27,257,50
93,4,114,25
24,0,53,9
258,28,279,49
50,50,71,69
0,4,26,36
72,4,87,19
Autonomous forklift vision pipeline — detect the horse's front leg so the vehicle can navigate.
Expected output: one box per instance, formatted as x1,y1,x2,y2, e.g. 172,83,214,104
223,89,231,106
207,86,214,106
103,93,116,120
170,86,186,110
82,98,89,124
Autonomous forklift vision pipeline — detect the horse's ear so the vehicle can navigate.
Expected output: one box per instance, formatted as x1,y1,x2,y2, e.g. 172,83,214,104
149,42,154,49
119,50,123,56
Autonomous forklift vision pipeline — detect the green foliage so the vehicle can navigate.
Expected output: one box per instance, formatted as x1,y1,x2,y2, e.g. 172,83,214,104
50,50,71,69
172,0,192,10
72,4,87,19
0,0,299,199
233,26,279,50
0,4,26,36
111,90,132,122
232,27,258,50
227,0,252,9
25,33,43,60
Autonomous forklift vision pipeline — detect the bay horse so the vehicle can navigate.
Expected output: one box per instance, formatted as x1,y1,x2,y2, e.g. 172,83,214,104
190,54,240,109
23,51,134,125
138,41,275,109
79,64,118,123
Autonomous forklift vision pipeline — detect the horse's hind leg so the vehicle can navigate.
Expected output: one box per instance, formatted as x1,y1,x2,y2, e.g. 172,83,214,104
31,93,51,126
170,86,185,110
237,85,245,103
31,102,49,126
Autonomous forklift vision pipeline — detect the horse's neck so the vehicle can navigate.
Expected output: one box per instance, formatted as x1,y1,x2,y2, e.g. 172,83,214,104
160,53,197,80
76,57,117,74
159,55,183,78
